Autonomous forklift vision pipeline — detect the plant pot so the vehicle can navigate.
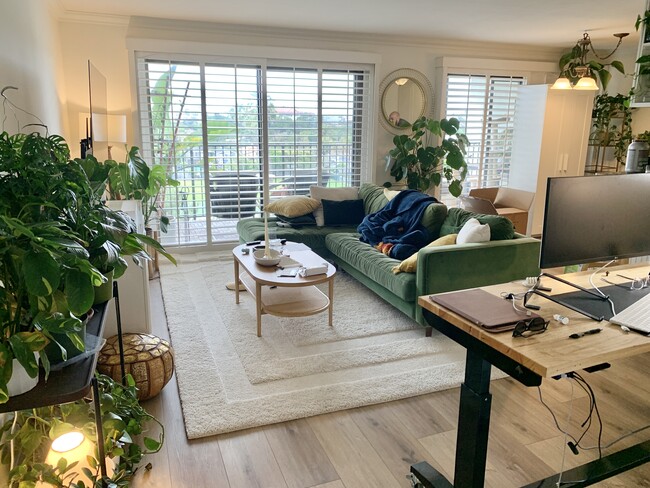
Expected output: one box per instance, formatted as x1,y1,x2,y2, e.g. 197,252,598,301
94,269,114,305
44,310,92,365
7,354,39,397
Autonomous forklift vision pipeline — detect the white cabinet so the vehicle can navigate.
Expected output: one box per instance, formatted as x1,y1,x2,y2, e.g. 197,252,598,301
104,200,151,337
508,85,594,236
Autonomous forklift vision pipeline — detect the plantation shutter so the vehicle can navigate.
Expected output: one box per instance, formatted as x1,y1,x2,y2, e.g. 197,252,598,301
137,55,370,247
441,73,524,206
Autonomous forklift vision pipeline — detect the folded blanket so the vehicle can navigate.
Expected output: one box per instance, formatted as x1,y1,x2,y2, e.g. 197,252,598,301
357,189,437,260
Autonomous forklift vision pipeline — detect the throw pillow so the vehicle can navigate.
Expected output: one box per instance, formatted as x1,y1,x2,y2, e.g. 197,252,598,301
457,218,490,244
265,196,321,218
439,207,515,240
322,199,365,226
310,186,359,226
392,234,458,274
276,213,317,227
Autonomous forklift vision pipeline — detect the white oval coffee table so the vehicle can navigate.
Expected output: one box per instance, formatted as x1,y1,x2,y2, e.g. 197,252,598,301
232,242,336,337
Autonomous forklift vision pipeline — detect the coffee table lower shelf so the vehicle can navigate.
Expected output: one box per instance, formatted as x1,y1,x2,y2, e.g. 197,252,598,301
238,273,331,336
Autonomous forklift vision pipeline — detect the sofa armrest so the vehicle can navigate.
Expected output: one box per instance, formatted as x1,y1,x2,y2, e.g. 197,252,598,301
414,236,541,324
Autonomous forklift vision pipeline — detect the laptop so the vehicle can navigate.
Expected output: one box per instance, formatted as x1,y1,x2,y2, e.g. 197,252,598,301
428,288,537,332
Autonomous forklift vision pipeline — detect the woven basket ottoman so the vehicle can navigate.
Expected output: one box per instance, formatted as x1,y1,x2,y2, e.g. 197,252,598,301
98,333,174,400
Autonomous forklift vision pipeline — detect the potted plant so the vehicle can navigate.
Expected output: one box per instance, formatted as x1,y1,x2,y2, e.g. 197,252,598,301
558,33,625,91
101,147,179,234
590,93,633,168
385,116,469,197
0,132,108,398
0,131,176,399
0,373,164,487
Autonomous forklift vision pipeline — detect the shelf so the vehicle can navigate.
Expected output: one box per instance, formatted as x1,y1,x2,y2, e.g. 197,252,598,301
0,301,110,413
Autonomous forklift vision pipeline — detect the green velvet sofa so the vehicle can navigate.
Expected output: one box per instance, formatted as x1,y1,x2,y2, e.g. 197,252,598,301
237,184,541,326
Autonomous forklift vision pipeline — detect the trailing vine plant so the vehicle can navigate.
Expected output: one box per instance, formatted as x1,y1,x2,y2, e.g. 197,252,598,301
590,93,633,166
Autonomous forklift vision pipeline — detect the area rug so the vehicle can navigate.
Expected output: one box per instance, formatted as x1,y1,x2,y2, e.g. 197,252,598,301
159,252,468,439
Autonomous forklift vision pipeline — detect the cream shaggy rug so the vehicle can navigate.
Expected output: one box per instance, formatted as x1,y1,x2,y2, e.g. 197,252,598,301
159,252,468,438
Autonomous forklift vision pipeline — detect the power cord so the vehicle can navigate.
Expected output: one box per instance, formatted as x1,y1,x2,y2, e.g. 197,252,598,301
588,260,617,316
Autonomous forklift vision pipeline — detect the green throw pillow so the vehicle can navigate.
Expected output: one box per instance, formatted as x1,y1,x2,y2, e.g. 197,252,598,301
439,207,514,240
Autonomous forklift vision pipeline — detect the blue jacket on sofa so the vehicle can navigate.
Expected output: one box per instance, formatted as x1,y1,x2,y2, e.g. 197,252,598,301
357,190,437,260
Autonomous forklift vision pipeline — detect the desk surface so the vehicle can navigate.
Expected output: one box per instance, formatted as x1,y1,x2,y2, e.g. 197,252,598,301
419,264,650,378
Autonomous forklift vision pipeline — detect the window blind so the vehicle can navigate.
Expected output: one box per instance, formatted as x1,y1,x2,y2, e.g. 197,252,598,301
136,55,371,246
441,73,524,206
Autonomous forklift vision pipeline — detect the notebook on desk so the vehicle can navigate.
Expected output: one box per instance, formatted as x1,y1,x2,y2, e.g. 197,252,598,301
429,288,538,332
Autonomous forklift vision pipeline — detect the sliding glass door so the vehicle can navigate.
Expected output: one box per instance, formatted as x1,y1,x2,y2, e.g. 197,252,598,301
136,55,371,247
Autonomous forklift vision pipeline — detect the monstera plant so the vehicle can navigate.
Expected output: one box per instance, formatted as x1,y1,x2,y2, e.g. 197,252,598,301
385,116,469,197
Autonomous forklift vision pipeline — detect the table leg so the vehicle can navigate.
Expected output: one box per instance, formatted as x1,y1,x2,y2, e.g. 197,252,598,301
256,281,262,337
328,277,334,327
234,259,240,304
453,348,492,487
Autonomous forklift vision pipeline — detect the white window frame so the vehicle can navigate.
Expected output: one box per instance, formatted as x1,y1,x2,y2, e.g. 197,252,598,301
131,50,375,248
434,57,557,204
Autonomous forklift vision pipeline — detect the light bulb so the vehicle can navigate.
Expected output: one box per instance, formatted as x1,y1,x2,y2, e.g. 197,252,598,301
551,77,572,90
51,431,85,453
574,77,598,90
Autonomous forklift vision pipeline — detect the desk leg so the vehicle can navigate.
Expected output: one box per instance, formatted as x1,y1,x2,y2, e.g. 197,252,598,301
454,349,492,488
234,259,240,304
92,376,108,485
410,349,493,488
328,278,333,327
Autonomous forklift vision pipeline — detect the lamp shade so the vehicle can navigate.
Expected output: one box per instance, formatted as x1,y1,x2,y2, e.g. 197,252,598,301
574,77,598,91
551,77,573,90
107,114,127,143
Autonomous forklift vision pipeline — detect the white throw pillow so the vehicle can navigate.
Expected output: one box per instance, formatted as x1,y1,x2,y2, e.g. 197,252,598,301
383,188,402,201
310,186,359,226
457,218,491,244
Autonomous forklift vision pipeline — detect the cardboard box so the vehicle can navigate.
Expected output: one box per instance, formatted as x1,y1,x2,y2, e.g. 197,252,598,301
467,187,534,235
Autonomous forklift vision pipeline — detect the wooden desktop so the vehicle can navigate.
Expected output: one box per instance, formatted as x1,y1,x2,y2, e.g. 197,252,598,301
412,264,650,487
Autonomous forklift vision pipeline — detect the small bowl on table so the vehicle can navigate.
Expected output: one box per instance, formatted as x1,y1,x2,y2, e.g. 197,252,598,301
253,248,282,267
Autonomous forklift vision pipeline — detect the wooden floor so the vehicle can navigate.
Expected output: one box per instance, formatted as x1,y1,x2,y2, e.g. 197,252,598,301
133,279,650,488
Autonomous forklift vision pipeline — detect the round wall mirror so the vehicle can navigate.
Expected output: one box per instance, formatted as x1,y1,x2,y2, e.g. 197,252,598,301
379,68,433,134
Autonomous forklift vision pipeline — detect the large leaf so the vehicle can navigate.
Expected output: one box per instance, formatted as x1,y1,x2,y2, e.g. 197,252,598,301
610,60,625,75
448,180,463,198
597,70,612,91
440,118,460,135
9,335,39,377
23,251,60,297
64,269,94,315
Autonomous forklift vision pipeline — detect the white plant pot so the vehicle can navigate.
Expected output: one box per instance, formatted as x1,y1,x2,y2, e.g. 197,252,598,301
7,356,39,397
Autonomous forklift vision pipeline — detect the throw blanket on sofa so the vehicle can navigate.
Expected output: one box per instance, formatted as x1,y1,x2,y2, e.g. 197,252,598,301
357,189,438,260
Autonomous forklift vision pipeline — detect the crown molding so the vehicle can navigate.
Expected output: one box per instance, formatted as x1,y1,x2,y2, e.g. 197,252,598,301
126,16,561,61
56,9,130,27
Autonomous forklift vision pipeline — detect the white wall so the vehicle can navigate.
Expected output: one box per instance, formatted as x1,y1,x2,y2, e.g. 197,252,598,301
56,15,567,182
0,0,66,135
54,14,650,182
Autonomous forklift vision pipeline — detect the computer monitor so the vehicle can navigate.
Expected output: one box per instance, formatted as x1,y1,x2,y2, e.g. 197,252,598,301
540,173,650,269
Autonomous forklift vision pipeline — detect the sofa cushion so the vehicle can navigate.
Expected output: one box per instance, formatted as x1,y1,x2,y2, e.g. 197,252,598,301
265,195,320,218
420,203,448,237
392,233,458,274
359,183,389,215
439,207,514,240
237,218,357,256
277,213,317,227
310,186,359,226
325,233,416,301
322,199,365,226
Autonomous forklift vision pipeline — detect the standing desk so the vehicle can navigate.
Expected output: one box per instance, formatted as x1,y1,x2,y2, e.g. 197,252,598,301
412,265,650,487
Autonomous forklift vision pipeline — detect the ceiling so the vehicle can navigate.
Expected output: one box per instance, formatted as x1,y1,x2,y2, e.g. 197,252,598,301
58,0,644,47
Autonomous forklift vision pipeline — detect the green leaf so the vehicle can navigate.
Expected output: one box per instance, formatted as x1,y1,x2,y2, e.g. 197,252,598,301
448,180,462,197
597,70,612,91
9,335,38,377
23,251,60,297
64,269,94,315
559,51,575,70
636,55,650,64
610,60,625,74
440,118,460,135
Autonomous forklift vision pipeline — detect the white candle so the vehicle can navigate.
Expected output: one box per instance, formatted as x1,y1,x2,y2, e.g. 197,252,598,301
264,212,271,258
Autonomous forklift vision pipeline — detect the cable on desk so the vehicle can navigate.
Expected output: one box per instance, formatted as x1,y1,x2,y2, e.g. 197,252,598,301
588,260,617,317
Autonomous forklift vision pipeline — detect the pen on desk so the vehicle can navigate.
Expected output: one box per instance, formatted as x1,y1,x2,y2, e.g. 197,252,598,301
569,328,602,339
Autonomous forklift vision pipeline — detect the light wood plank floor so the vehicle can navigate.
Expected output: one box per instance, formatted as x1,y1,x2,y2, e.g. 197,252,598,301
133,279,650,488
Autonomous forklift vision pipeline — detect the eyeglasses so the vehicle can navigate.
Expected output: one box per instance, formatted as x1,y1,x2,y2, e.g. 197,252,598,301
512,317,549,338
